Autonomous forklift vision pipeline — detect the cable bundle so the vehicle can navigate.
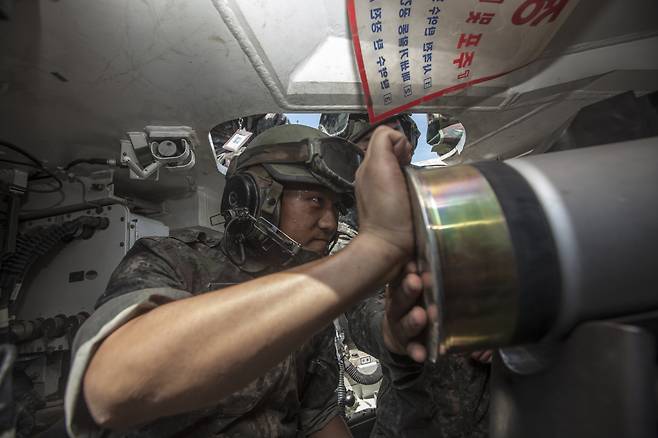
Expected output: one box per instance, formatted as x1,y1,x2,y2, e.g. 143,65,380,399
0,216,109,313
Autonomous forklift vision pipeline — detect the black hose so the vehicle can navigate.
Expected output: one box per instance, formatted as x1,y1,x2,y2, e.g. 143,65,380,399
0,140,42,168
0,139,64,192
342,356,383,385
0,159,42,170
64,158,111,170
336,350,347,414
26,169,64,192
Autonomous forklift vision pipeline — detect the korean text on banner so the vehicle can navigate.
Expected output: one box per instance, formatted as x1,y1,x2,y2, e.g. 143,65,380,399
347,0,580,122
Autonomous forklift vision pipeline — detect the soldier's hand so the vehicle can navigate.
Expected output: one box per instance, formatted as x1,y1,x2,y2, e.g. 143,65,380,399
382,262,428,362
470,350,493,364
355,125,414,274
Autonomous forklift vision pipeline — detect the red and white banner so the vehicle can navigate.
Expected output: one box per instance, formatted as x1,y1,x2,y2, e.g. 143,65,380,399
347,0,579,122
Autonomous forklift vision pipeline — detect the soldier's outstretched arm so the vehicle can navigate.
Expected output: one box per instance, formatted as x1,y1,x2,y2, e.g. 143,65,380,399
82,126,414,430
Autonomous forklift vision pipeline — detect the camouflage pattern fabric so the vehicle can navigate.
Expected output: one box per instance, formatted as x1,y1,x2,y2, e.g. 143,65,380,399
67,227,339,437
335,212,490,438
346,290,490,438
330,222,359,255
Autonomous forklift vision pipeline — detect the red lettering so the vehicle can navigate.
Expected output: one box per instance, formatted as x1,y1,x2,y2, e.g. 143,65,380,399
453,52,475,69
480,12,496,24
467,11,481,23
467,11,496,25
457,33,482,49
457,69,471,80
512,0,569,26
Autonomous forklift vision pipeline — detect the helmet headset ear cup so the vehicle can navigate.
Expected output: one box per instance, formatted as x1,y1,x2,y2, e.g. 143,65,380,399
220,173,261,236
220,169,284,240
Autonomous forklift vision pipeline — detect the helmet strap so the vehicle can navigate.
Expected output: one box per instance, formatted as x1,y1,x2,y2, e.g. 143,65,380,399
261,180,283,217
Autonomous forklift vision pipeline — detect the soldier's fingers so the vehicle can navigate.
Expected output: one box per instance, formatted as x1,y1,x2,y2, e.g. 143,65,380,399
407,341,427,363
387,273,422,320
367,126,405,160
396,305,427,344
403,272,422,294
384,283,394,315
471,350,493,363
405,261,418,275
392,136,412,166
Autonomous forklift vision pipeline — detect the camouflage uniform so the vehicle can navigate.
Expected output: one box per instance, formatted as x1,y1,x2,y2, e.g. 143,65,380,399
334,206,489,438
65,228,339,437
346,291,490,438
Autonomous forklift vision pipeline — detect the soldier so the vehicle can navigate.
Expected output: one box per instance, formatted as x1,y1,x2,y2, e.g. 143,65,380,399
321,113,491,438
320,113,420,248
64,124,415,437
319,113,420,154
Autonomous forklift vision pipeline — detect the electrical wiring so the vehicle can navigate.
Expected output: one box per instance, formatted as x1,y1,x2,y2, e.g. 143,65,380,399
26,173,64,193
26,173,54,181
19,172,107,215
2,216,110,313
0,159,42,170
0,140,42,168
72,176,103,211
0,139,64,192
20,176,100,213
1,141,112,213
64,158,113,170
31,158,117,192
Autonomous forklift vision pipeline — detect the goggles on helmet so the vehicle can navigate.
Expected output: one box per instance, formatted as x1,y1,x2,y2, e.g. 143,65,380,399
350,115,420,148
319,113,371,140
231,137,363,194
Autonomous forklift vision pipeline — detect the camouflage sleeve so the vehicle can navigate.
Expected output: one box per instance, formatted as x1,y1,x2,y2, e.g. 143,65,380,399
298,327,340,436
95,237,190,308
65,239,194,437
346,292,424,390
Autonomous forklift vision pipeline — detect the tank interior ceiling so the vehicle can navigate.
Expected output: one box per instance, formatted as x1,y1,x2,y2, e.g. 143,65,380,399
1,0,657,186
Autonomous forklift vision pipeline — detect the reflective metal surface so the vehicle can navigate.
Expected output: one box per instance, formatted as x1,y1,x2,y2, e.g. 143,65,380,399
405,165,520,360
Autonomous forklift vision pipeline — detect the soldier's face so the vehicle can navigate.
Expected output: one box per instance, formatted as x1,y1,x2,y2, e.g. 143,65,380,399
279,185,339,255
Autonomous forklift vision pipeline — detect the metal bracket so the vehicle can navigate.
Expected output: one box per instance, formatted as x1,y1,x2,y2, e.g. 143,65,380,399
120,126,199,180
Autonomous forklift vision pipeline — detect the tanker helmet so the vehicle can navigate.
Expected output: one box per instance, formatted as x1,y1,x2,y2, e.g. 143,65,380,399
220,124,362,271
